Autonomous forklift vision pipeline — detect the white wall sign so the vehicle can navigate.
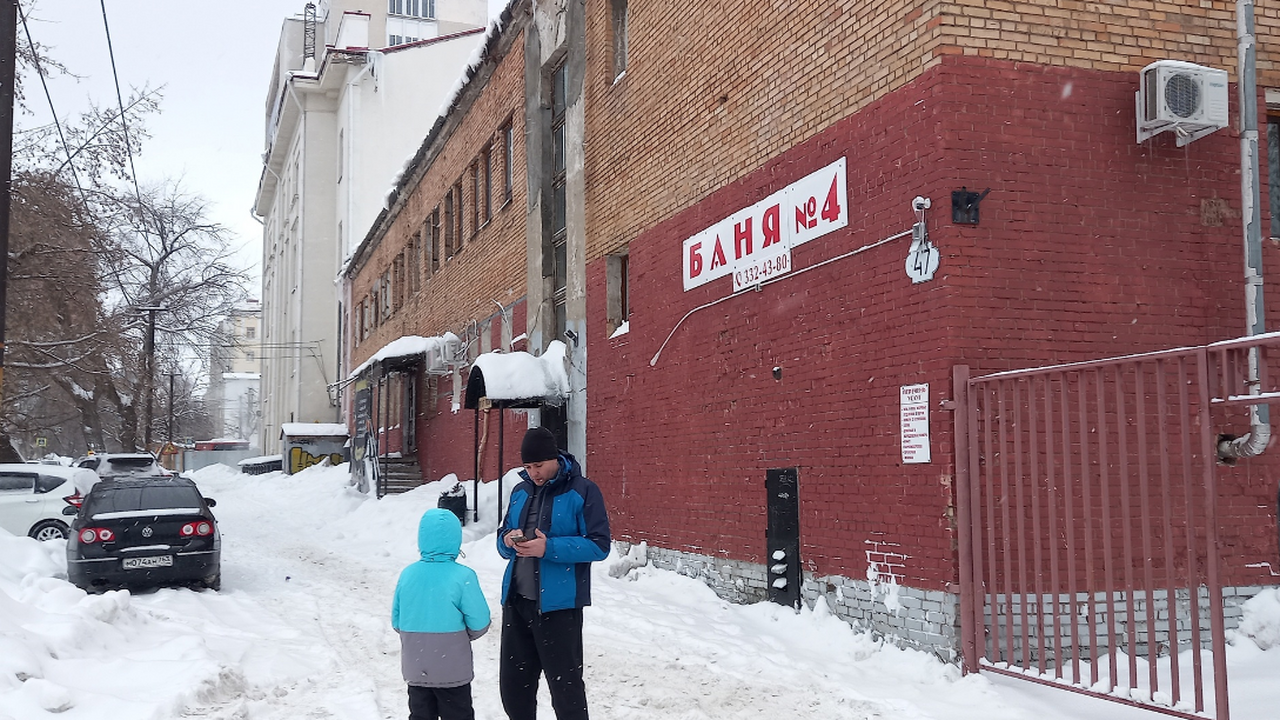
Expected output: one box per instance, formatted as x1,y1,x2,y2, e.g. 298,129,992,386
900,383,931,464
682,158,848,292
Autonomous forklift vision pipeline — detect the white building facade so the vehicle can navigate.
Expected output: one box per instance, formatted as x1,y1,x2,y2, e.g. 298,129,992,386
207,301,262,445
254,0,488,452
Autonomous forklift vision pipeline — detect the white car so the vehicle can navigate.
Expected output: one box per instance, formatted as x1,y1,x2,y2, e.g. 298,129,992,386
0,464,100,541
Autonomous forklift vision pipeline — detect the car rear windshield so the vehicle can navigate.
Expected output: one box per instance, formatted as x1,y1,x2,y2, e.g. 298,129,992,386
84,485,203,515
101,458,160,476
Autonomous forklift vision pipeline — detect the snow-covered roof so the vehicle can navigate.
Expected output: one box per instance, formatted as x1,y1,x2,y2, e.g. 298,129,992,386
465,340,569,408
280,423,349,438
346,332,460,380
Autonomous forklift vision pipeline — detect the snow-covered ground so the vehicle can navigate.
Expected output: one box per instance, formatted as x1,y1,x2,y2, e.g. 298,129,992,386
1,463,1277,719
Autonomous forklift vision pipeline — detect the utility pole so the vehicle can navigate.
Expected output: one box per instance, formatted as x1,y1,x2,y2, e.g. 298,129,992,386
137,305,165,450
0,2,18,462
166,370,177,443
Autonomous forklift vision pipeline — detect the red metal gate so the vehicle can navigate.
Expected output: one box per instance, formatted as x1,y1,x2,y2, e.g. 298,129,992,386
953,336,1280,719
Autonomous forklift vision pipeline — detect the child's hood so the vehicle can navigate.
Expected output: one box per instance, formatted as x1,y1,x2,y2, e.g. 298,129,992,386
417,507,462,561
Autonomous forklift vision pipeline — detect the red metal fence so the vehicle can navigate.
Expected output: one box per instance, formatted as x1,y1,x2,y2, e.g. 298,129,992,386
953,335,1280,720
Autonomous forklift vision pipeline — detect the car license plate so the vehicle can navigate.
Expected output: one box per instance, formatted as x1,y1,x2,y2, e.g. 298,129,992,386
122,556,173,570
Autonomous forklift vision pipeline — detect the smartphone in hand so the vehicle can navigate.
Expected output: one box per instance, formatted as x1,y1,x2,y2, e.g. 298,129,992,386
507,530,527,544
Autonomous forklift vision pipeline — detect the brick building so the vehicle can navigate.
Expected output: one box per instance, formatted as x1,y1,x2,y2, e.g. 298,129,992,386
342,0,1280,676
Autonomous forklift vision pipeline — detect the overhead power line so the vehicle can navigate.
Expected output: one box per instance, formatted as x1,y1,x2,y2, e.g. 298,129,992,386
97,0,143,210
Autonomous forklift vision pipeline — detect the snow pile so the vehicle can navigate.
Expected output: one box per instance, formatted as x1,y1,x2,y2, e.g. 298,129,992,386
1238,587,1280,650
1,461,1277,719
471,339,569,403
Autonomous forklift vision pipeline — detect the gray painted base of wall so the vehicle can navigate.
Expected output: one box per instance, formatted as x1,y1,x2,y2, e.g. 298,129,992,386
617,542,1269,665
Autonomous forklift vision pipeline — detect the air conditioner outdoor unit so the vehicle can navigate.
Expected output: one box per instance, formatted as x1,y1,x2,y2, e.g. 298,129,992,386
424,335,461,376
1136,60,1229,146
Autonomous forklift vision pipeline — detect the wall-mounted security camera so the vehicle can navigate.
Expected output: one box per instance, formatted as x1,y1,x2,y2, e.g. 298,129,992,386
912,196,931,212
563,329,579,345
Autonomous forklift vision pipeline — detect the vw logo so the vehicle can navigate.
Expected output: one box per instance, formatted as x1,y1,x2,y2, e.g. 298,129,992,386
141,527,153,538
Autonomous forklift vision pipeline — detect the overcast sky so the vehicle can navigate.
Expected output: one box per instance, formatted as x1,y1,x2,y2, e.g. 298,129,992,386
15,0,312,288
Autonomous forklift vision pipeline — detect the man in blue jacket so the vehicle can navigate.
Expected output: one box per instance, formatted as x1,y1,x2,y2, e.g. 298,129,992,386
497,426,611,720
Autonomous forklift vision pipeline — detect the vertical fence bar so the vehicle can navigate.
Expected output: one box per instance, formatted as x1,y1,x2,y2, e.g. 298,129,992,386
1135,362,1160,697
1096,366,1118,691
1060,373,1081,683
1155,360,1183,706
953,366,979,673
983,384,1000,663
1198,350,1230,720
1044,374,1063,679
998,381,1016,665
1115,363,1139,691
1013,380,1031,668
1177,356,1206,713
1029,375,1047,676
968,374,989,669
1078,371,1099,686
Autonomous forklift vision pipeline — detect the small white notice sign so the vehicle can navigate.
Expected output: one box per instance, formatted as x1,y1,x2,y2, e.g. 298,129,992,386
900,383,931,464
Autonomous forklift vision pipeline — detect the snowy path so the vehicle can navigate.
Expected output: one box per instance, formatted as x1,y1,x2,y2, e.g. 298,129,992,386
3,464,1275,720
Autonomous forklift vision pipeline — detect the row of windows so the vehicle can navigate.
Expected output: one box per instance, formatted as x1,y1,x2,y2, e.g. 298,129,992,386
355,119,517,344
389,0,434,20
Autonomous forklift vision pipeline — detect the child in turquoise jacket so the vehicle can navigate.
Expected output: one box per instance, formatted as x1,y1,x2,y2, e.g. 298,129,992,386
393,508,491,720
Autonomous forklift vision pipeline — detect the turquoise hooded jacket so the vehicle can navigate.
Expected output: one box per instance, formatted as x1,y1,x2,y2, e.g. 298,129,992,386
392,508,491,687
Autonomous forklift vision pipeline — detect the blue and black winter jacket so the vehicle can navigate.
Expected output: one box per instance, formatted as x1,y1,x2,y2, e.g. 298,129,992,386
392,508,491,687
496,452,611,612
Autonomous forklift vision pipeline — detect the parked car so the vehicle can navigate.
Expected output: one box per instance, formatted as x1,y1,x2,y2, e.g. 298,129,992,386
75,452,172,480
65,476,221,592
0,463,99,541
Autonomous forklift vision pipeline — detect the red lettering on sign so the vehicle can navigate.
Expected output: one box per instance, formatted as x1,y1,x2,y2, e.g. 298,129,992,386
734,218,753,259
821,175,842,223
762,204,780,247
710,234,727,270
688,242,704,278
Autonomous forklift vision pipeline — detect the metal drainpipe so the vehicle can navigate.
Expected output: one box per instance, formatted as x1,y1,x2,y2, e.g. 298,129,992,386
1219,0,1272,461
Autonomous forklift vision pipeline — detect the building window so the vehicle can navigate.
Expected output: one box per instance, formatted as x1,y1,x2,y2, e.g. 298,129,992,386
502,120,514,205
393,253,405,311
549,61,568,339
453,180,465,254
380,272,392,319
607,250,629,336
430,207,441,272
1270,117,1280,239
482,143,493,223
444,192,455,260
337,129,344,182
246,351,255,362
389,0,434,19
472,160,481,234
408,231,420,294
611,0,629,80
245,326,256,340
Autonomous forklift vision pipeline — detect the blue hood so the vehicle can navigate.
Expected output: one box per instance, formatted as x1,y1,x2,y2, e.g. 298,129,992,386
417,508,462,562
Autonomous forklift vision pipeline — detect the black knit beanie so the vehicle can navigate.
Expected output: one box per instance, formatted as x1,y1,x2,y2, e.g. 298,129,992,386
521,427,560,463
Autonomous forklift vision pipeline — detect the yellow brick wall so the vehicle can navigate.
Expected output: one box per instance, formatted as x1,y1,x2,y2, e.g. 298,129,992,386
583,0,1280,262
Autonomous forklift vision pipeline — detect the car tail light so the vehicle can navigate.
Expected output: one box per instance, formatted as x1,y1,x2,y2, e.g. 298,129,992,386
180,521,213,537
79,528,115,543
63,491,84,508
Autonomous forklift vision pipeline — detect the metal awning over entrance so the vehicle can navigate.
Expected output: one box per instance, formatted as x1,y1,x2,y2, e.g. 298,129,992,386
463,342,570,525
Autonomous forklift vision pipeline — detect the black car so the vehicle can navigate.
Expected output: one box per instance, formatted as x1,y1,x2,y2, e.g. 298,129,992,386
66,476,221,592
75,452,173,480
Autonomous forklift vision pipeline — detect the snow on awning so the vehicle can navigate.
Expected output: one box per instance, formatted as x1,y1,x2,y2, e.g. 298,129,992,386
465,340,569,409
345,332,461,381
280,422,349,438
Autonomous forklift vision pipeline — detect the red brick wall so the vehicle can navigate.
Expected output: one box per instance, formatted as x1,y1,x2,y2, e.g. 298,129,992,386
588,55,1280,590
346,26,531,488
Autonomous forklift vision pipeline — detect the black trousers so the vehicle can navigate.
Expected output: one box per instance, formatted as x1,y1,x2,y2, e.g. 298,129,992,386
408,683,474,720
499,596,588,720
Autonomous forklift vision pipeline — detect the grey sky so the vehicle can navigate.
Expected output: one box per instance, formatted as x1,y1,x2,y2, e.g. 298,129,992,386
16,0,306,286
